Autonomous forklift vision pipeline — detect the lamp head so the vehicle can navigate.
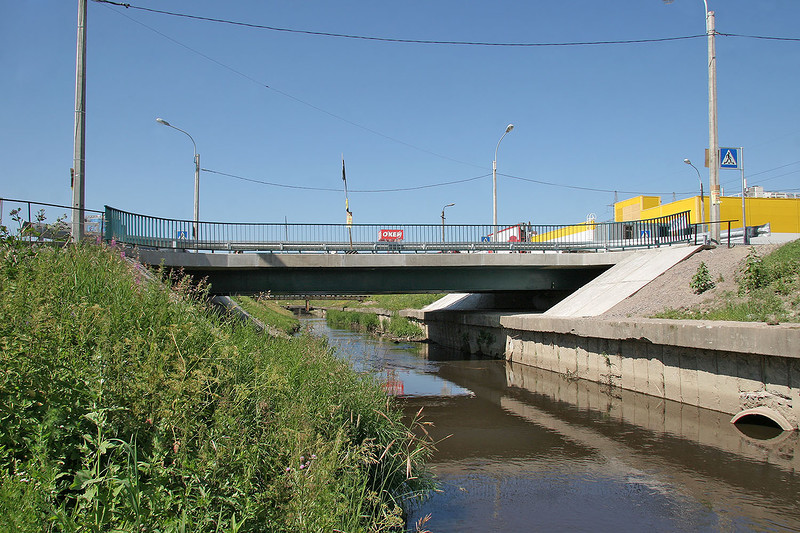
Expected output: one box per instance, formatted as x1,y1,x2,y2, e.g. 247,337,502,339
156,118,171,126
505,124,515,133
445,203,455,208
683,158,692,165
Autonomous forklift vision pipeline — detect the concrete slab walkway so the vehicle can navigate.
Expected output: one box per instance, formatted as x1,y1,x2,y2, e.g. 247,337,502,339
543,245,703,318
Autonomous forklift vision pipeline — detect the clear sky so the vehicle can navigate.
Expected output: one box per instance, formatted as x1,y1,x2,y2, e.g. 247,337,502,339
3,0,799,226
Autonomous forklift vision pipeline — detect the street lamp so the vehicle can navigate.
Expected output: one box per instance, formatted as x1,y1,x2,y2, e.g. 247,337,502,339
156,117,200,238
684,159,705,232
492,124,514,240
441,203,455,243
666,0,720,242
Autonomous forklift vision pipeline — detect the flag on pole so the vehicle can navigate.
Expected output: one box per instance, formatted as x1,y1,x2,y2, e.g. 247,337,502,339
342,155,352,223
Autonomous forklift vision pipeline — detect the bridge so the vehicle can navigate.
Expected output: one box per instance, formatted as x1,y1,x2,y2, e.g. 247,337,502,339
105,206,697,295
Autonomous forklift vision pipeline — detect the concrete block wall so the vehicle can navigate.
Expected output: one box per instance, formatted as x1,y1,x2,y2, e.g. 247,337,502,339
505,361,800,473
411,309,800,429
503,317,800,429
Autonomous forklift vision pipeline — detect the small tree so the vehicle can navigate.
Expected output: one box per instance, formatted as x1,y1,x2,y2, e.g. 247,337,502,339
691,261,715,294
740,247,768,294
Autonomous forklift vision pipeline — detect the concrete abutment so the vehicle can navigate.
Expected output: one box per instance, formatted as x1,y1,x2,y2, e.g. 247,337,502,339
404,310,800,430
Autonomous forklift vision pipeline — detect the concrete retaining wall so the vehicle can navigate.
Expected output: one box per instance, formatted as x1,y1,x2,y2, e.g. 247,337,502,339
406,310,800,429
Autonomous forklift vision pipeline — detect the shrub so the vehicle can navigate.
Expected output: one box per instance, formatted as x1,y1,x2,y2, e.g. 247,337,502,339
690,261,715,294
740,247,769,293
326,309,380,332
386,315,424,339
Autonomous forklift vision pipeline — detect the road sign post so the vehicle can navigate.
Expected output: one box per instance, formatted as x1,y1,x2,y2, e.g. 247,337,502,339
719,146,746,244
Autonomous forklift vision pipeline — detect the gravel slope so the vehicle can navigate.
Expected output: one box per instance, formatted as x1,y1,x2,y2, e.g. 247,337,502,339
601,244,780,319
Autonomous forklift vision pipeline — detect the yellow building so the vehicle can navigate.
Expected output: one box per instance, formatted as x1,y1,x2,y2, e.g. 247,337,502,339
615,194,800,234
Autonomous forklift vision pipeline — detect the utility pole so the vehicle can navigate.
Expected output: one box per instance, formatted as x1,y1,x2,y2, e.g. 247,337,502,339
72,0,87,242
706,9,721,243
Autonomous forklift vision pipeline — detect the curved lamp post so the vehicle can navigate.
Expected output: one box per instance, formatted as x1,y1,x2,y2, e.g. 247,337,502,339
441,203,455,243
492,124,514,240
684,158,705,231
157,117,200,238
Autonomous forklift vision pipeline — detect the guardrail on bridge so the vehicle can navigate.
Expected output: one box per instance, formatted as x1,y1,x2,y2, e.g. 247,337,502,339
104,206,696,253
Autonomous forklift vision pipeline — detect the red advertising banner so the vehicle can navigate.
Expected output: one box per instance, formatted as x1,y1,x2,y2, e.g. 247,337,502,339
378,229,404,241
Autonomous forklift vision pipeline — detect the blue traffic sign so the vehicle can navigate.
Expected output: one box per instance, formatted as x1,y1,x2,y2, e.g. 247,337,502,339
719,147,739,169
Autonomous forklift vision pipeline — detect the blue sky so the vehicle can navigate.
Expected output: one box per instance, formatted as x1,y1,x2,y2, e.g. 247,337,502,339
3,0,799,226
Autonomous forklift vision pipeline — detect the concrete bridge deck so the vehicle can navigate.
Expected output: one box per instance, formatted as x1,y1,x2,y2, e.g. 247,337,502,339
134,247,642,295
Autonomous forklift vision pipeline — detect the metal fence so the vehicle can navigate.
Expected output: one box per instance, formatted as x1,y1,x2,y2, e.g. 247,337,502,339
0,198,104,242
104,205,696,253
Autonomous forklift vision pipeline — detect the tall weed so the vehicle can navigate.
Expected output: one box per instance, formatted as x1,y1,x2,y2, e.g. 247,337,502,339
0,232,434,531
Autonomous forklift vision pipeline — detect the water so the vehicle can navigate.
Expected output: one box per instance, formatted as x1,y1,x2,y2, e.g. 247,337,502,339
303,317,800,532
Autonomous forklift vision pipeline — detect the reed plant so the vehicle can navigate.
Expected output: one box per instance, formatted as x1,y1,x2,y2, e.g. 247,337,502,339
0,219,434,531
326,310,381,333
385,316,424,340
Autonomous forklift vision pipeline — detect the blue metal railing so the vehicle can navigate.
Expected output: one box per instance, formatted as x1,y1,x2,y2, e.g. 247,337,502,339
104,206,696,253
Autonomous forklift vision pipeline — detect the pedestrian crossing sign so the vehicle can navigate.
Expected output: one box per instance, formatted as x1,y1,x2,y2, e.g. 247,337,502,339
719,147,740,169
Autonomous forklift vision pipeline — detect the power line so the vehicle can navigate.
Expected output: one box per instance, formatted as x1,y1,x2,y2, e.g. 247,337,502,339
203,168,491,192
93,1,800,46
743,160,800,179
96,1,800,200
93,0,708,47
97,2,488,171
504,173,688,196
204,167,694,196
720,32,800,43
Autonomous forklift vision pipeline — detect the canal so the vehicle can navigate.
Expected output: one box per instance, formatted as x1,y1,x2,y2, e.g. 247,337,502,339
303,317,800,532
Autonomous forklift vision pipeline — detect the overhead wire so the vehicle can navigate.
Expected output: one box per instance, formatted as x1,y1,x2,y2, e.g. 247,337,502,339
94,0,800,199
92,1,800,46
204,167,693,196
97,1,488,171
93,0,707,47
202,168,491,192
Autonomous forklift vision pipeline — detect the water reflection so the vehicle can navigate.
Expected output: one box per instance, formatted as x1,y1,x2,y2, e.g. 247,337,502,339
304,317,472,398
304,318,800,532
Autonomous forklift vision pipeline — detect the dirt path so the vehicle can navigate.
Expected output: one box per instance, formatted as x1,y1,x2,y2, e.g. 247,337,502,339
601,244,779,319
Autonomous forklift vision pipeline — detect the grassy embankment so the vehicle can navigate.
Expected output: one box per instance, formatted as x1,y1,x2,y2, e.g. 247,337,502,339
270,294,442,341
285,294,443,313
0,226,433,531
323,295,442,340
234,295,300,336
655,240,800,322
325,310,425,340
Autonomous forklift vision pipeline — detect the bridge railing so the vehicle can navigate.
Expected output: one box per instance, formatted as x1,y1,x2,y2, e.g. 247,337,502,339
104,206,695,253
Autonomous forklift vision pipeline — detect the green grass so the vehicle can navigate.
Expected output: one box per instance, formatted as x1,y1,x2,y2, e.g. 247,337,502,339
0,234,434,531
326,309,381,332
325,310,424,340
385,316,425,339
234,295,300,335
290,294,445,312
654,241,800,323
365,294,444,312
